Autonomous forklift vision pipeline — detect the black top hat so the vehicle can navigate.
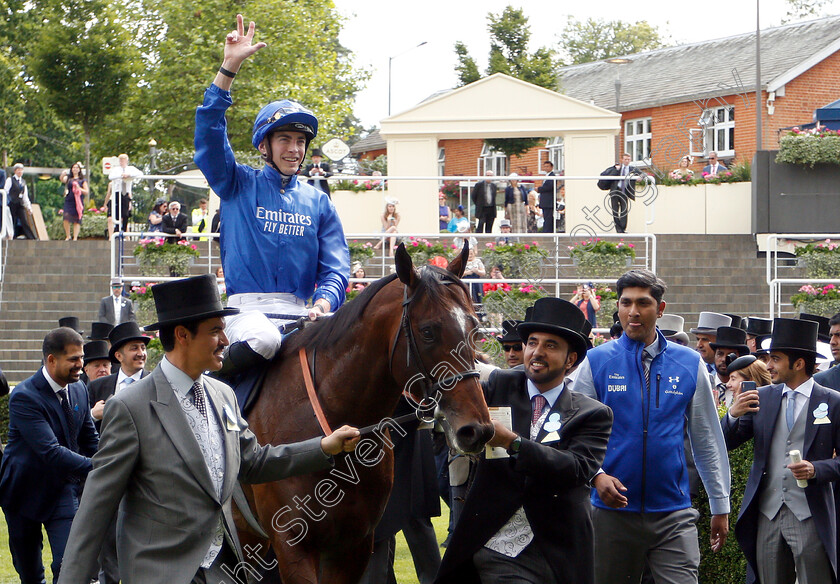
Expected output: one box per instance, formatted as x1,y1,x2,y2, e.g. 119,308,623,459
710,326,750,356
311,148,324,158
723,314,746,331
497,320,523,344
769,317,825,358
88,322,114,341
745,317,772,337
58,316,83,334
517,298,589,365
108,321,151,361
83,341,111,365
145,274,239,331
799,313,831,343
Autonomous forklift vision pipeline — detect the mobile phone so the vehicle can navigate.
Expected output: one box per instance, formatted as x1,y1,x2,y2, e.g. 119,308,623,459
741,381,757,391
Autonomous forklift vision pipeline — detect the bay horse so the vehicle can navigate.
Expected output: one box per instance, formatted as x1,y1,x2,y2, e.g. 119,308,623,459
237,242,495,583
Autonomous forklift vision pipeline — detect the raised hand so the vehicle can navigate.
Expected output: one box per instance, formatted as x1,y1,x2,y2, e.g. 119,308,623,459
223,14,267,69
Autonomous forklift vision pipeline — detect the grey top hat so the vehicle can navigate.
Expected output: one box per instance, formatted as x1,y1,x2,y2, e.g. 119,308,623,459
689,312,732,336
657,314,685,336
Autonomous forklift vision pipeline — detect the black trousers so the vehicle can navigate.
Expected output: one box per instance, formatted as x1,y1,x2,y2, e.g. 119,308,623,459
476,209,496,233
610,191,630,233
10,203,36,239
540,207,554,233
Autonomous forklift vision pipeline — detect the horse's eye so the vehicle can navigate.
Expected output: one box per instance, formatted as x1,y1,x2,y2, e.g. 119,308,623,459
420,327,435,342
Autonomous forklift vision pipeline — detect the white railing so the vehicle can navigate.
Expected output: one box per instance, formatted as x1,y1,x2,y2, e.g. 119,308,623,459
765,234,840,318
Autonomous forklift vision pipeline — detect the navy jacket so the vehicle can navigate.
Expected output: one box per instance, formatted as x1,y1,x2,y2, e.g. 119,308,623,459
0,369,99,521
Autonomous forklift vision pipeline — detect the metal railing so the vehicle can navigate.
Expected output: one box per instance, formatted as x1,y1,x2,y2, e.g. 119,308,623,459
765,234,840,318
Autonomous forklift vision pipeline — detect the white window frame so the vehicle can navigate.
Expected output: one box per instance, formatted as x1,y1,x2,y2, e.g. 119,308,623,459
437,147,445,180
700,106,735,158
624,117,652,166
546,137,564,172
689,128,705,157
479,143,507,177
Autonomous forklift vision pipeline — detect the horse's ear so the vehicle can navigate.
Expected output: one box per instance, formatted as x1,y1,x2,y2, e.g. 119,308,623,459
447,241,469,279
394,243,417,288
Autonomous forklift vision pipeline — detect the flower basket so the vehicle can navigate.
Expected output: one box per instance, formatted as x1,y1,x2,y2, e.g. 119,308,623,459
794,241,840,278
776,125,840,167
47,207,109,240
129,282,159,327
405,237,455,265
593,285,618,328
482,284,548,326
348,240,376,266
482,241,548,279
568,238,636,279
133,238,200,277
790,284,840,317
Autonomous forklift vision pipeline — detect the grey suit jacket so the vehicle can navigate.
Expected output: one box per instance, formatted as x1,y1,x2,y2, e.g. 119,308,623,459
59,366,332,584
97,295,135,326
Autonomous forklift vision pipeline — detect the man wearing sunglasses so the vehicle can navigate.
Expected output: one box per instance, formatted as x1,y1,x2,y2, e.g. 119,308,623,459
498,319,525,369
194,15,349,374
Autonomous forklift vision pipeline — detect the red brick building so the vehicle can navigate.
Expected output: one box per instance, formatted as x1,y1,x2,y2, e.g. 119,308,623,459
352,16,840,180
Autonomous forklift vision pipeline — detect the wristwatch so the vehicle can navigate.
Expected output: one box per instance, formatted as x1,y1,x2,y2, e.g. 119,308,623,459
506,435,522,456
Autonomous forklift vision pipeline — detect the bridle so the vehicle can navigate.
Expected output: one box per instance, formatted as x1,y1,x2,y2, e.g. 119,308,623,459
387,272,480,422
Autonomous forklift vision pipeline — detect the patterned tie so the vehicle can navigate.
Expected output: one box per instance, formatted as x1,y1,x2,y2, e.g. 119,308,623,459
57,389,78,452
642,350,652,388
786,390,797,432
531,394,547,428
191,381,208,419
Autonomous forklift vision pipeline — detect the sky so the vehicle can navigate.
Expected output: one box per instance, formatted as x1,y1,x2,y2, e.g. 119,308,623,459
335,0,840,129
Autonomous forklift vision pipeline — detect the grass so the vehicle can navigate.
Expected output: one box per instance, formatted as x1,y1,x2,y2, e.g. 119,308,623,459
394,503,450,583
0,503,450,583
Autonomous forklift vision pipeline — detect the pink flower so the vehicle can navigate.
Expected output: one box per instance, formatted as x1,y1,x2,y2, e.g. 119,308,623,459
139,286,147,294
190,244,197,250
533,241,539,246
485,242,492,248
451,244,457,249
411,241,418,247
524,244,531,250
825,284,836,291
628,243,635,248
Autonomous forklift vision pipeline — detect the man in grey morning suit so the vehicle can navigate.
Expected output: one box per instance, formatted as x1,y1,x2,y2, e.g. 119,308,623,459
58,274,360,584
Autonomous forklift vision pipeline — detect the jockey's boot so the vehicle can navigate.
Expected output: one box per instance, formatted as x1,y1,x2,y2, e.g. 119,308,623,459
218,340,269,379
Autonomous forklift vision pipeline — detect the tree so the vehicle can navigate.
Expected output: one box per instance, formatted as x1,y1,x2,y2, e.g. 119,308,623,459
30,0,137,201
454,6,558,157
783,0,832,23
559,17,668,65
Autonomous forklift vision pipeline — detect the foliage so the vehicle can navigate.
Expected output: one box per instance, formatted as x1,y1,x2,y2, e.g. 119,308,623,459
129,281,159,328
591,334,608,347
133,237,200,277
454,6,557,157
559,17,668,65
440,181,460,198
592,285,618,327
47,207,109,240
791,284,840,317
333,178,386,193
660,161,751,186
481,240,547,278
783,0,832,23
482,284,548,324
404,237,456,265
697,406,753,583
568,238,636,259
776,126,840,167
348,240,376,264
361,154,388,176
794,240,840,278
145,337,164,370
30,0,138,190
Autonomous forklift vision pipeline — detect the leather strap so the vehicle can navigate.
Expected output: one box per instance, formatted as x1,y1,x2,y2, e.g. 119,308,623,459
299,347,332,435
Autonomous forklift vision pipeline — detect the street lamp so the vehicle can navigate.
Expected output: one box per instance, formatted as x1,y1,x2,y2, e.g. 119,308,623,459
147,138,158,200
606,57,632,163
388,41,428,116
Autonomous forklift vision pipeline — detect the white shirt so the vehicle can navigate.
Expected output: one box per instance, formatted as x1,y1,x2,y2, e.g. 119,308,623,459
115,368,143,393
784,377,814,422
108,164,143,194
41,365,68,397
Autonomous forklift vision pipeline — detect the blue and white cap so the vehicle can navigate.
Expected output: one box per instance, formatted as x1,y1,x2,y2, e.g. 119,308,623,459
251,99,318,150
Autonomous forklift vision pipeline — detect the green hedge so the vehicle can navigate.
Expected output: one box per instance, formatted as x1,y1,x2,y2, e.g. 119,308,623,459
776,134,840,167
697,438,754,582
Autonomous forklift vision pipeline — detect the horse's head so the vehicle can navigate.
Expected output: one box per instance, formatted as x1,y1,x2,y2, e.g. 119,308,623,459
391,242,494,455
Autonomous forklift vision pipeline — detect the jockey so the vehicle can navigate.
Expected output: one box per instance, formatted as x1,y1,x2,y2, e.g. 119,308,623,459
194,14,349,373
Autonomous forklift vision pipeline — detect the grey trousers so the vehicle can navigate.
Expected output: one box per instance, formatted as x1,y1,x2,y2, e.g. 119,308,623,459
473,543,556,584
757,506,833,584
593,506,700,584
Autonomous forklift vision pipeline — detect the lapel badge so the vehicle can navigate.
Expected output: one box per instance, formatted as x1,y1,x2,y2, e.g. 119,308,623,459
543,412,562,433
813,402,831,425
541,430,561,444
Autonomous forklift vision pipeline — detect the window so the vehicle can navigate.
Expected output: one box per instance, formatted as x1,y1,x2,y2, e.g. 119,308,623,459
479,143,507,177
438,147,446,180
700,106,735,157
624,118,652,165
546,137,564,172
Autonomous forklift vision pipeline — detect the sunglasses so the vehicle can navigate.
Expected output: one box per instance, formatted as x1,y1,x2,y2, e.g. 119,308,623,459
502,344,522,352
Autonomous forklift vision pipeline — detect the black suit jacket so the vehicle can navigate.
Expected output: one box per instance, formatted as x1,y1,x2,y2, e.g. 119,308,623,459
814,365,840,391
161,212,188,240
537,171,559,210
303,162,332,195
471,181,498,216
435,369,613,584
597,165,637,200
87,371,148,432
721,381,840,581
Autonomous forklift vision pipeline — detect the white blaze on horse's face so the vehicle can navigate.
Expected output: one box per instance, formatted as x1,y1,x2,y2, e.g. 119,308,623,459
450,307,469,338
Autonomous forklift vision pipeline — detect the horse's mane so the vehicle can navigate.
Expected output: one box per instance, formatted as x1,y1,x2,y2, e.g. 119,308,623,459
283,265,468,355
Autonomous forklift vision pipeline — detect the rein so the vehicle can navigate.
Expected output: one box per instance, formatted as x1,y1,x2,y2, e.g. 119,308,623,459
298,272,479,437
